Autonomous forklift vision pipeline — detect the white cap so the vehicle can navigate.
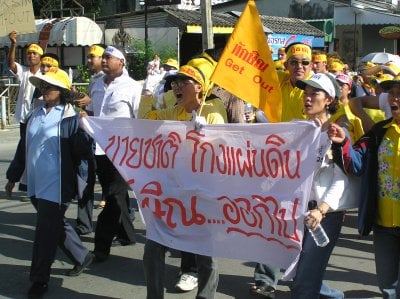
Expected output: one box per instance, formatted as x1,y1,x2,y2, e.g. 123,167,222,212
104,46,126,64
296,73,336,98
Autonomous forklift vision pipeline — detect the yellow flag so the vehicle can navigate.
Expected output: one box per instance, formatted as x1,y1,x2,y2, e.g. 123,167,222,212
210,0,282,122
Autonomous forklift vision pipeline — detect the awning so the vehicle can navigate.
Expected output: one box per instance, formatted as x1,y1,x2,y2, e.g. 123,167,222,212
335,6,400,26
0,17,103,49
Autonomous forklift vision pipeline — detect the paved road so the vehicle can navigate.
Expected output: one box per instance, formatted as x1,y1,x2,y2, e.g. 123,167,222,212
0,125,381,299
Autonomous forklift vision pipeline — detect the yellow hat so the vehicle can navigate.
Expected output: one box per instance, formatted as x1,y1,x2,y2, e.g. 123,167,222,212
88,45,105,57
372,73,394,85
29,67,71,90
359,61,376,72
27,44,43,56
164,58,179,70
313,54,327,63
41,56,59,67
385,62,400,76
380,74,400,90
328,60,344,72
168,57,215,97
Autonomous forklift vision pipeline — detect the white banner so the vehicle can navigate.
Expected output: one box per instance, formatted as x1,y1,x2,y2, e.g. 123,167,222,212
81,117,320,272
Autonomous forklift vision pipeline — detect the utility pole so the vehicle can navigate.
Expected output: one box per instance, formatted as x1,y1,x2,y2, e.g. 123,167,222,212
201,0,214,51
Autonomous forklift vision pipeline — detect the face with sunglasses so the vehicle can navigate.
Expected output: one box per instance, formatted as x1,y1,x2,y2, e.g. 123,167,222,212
285,55,313,83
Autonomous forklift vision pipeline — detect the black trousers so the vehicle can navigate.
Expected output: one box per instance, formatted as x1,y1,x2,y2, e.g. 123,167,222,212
76,158,96,235
30,198,88,283
94,155,135,258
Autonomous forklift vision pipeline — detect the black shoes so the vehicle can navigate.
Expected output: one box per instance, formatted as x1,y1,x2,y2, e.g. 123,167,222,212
111,238,135,247
249,284,276,298
65,252,94,276
28,282,48,298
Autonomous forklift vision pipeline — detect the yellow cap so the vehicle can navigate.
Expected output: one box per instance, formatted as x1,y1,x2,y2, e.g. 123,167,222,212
41,56,59,67
29,67,71,90
27,44,43,56
164,58,179,70
88,45,105,57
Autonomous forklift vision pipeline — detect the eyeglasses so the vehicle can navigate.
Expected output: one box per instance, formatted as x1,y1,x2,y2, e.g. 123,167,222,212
171,79,194,88
288,59,310,66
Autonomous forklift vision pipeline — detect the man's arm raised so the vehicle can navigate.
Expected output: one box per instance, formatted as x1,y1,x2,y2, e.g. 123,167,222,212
7,31,18,74
348,95,379,132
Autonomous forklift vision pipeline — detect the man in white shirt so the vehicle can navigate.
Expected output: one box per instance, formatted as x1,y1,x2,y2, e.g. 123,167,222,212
7,31,42,126
85,46,142,261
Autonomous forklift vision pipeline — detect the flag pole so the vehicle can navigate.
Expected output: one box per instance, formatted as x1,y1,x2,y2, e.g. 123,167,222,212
197,84,212,116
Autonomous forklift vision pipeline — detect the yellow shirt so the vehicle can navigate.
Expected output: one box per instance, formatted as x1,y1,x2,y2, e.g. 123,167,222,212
163,90,177,109
146,98,227,124
364,108,386,124
278,71,310,122
376,120,400,227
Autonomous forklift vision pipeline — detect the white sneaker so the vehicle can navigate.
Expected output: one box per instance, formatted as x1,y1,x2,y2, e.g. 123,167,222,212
175,272,198,292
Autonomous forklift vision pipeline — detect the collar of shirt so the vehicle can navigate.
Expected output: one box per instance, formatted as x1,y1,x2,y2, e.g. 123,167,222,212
383,118,400,133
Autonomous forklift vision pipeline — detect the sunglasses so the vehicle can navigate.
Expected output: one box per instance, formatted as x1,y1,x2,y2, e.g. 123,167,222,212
288,59,311,66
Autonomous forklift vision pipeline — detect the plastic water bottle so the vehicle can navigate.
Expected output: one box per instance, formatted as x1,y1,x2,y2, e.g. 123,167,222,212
306,200,330,247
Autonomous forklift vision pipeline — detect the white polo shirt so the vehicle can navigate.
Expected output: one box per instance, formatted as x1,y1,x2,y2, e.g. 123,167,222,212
86,68,142,155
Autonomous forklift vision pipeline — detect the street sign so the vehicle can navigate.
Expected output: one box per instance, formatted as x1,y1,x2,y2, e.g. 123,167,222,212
146,0,181,6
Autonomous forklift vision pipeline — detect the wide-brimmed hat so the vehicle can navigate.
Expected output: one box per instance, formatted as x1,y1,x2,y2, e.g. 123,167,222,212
296,73,336,98
371,73,394,86
379,74,400,90
29,67,71,91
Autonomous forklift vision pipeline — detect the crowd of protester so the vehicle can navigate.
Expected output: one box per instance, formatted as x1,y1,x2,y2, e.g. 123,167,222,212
3,28,400,299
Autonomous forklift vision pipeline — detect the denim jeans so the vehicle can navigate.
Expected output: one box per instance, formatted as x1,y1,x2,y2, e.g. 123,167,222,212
143,239,219,299
253,263,280,288
373,225,400,299
291,211,345,299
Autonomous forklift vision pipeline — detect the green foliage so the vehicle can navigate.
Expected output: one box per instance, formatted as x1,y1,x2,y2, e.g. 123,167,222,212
126,38,154,81
74,65,91,93
126,38,177,81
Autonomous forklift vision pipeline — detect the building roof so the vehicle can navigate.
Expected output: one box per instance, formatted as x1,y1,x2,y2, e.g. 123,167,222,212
98,7,325,37
0,17,103,47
